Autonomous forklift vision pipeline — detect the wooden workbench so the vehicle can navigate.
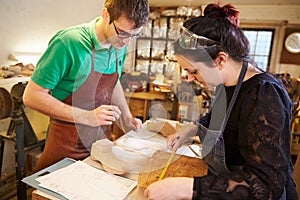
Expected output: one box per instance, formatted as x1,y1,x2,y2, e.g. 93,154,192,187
31,154,207,200
30,120,208,199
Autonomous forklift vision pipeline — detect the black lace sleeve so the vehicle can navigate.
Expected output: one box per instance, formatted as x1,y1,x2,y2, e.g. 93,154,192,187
193,78,297,199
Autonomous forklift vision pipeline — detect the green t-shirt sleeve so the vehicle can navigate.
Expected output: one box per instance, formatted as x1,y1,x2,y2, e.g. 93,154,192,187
31,30,92,100
31,38,72,90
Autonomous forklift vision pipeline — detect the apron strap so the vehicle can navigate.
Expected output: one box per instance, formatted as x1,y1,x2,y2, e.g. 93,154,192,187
115,50,119,73
209,60,248,133
92,42,95,70
221,60,248,133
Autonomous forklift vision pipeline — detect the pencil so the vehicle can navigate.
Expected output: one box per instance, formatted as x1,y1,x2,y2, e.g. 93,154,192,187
171,136,180,147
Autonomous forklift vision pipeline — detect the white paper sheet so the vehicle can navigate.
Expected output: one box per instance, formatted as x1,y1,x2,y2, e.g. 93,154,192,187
36,161,137,200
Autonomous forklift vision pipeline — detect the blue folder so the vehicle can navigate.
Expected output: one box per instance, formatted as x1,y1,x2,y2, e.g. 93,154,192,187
22,157,75,200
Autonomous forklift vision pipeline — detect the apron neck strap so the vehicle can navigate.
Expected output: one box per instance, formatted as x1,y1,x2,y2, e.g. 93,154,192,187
220,60,248,133
92,42,95,70
115,50,118,72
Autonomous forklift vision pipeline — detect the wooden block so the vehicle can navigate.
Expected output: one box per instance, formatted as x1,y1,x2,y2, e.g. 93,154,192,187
147,121,180,137
138,150,208,188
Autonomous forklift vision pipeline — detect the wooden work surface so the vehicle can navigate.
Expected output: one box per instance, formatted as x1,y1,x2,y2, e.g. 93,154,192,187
32,154,208,200
31,120,208,199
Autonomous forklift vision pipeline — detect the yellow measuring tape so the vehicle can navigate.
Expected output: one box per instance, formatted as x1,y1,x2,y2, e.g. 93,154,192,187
158,152,175,180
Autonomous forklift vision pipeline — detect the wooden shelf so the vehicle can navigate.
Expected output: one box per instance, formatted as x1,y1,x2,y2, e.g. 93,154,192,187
125,91,167,122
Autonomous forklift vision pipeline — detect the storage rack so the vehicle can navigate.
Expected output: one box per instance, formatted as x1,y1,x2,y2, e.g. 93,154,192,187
134,10,188,79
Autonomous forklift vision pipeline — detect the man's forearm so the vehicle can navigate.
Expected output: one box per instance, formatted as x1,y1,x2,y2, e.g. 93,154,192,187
111,80,132,117
23,80,91,125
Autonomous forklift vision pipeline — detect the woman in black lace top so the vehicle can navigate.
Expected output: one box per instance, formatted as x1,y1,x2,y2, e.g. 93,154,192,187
144,2,298,200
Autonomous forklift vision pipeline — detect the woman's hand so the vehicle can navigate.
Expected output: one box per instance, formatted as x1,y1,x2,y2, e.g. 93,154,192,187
144,177,194,200
167,124,198,152
226,179,249,192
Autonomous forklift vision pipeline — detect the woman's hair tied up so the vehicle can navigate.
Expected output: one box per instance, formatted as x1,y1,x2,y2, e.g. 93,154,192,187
204,2,240,27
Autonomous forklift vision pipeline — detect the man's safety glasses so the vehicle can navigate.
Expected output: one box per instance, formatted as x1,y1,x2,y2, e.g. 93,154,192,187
112,21,140,39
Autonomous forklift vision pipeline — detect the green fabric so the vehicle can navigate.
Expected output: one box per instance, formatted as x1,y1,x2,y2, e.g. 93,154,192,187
31,18,127,100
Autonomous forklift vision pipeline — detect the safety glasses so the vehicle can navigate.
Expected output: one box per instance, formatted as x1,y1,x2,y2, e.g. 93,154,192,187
112,21,140,39
178,26,219,49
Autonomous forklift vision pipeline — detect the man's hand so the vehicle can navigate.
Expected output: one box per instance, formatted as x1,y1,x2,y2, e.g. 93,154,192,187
94,105,121,125
124,116,143,132
77,105,121,127
116,115,142,133
131,117,143,132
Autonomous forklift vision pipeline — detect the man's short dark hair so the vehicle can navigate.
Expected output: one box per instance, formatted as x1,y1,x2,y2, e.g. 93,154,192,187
105,0,149,28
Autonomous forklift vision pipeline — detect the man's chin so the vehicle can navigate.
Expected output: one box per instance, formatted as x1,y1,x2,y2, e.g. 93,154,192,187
113,43,125,50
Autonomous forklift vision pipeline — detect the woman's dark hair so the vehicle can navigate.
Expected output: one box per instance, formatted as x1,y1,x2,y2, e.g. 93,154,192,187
105,0,149,28
176,3,250,63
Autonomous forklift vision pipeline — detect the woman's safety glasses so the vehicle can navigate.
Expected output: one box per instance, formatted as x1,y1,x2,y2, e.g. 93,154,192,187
178,26,219,49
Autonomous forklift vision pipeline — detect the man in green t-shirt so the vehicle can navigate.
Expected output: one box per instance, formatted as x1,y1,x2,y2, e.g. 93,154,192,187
23,0,149,172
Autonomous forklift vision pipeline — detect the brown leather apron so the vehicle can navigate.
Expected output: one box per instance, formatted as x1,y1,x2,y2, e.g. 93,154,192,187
35,43,119,172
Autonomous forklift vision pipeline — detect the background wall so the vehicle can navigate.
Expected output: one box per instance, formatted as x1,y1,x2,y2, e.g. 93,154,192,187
1,1,299,76
0,0,103,66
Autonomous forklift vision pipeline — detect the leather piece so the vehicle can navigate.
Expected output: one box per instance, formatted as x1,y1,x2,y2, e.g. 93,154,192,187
0,87,13,119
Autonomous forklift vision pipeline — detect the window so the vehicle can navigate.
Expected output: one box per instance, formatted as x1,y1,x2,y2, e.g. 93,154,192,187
243,29,275,71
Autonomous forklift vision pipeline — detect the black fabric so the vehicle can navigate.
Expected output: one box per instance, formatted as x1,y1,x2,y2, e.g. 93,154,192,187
193,177,201,200
194,72,298,199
